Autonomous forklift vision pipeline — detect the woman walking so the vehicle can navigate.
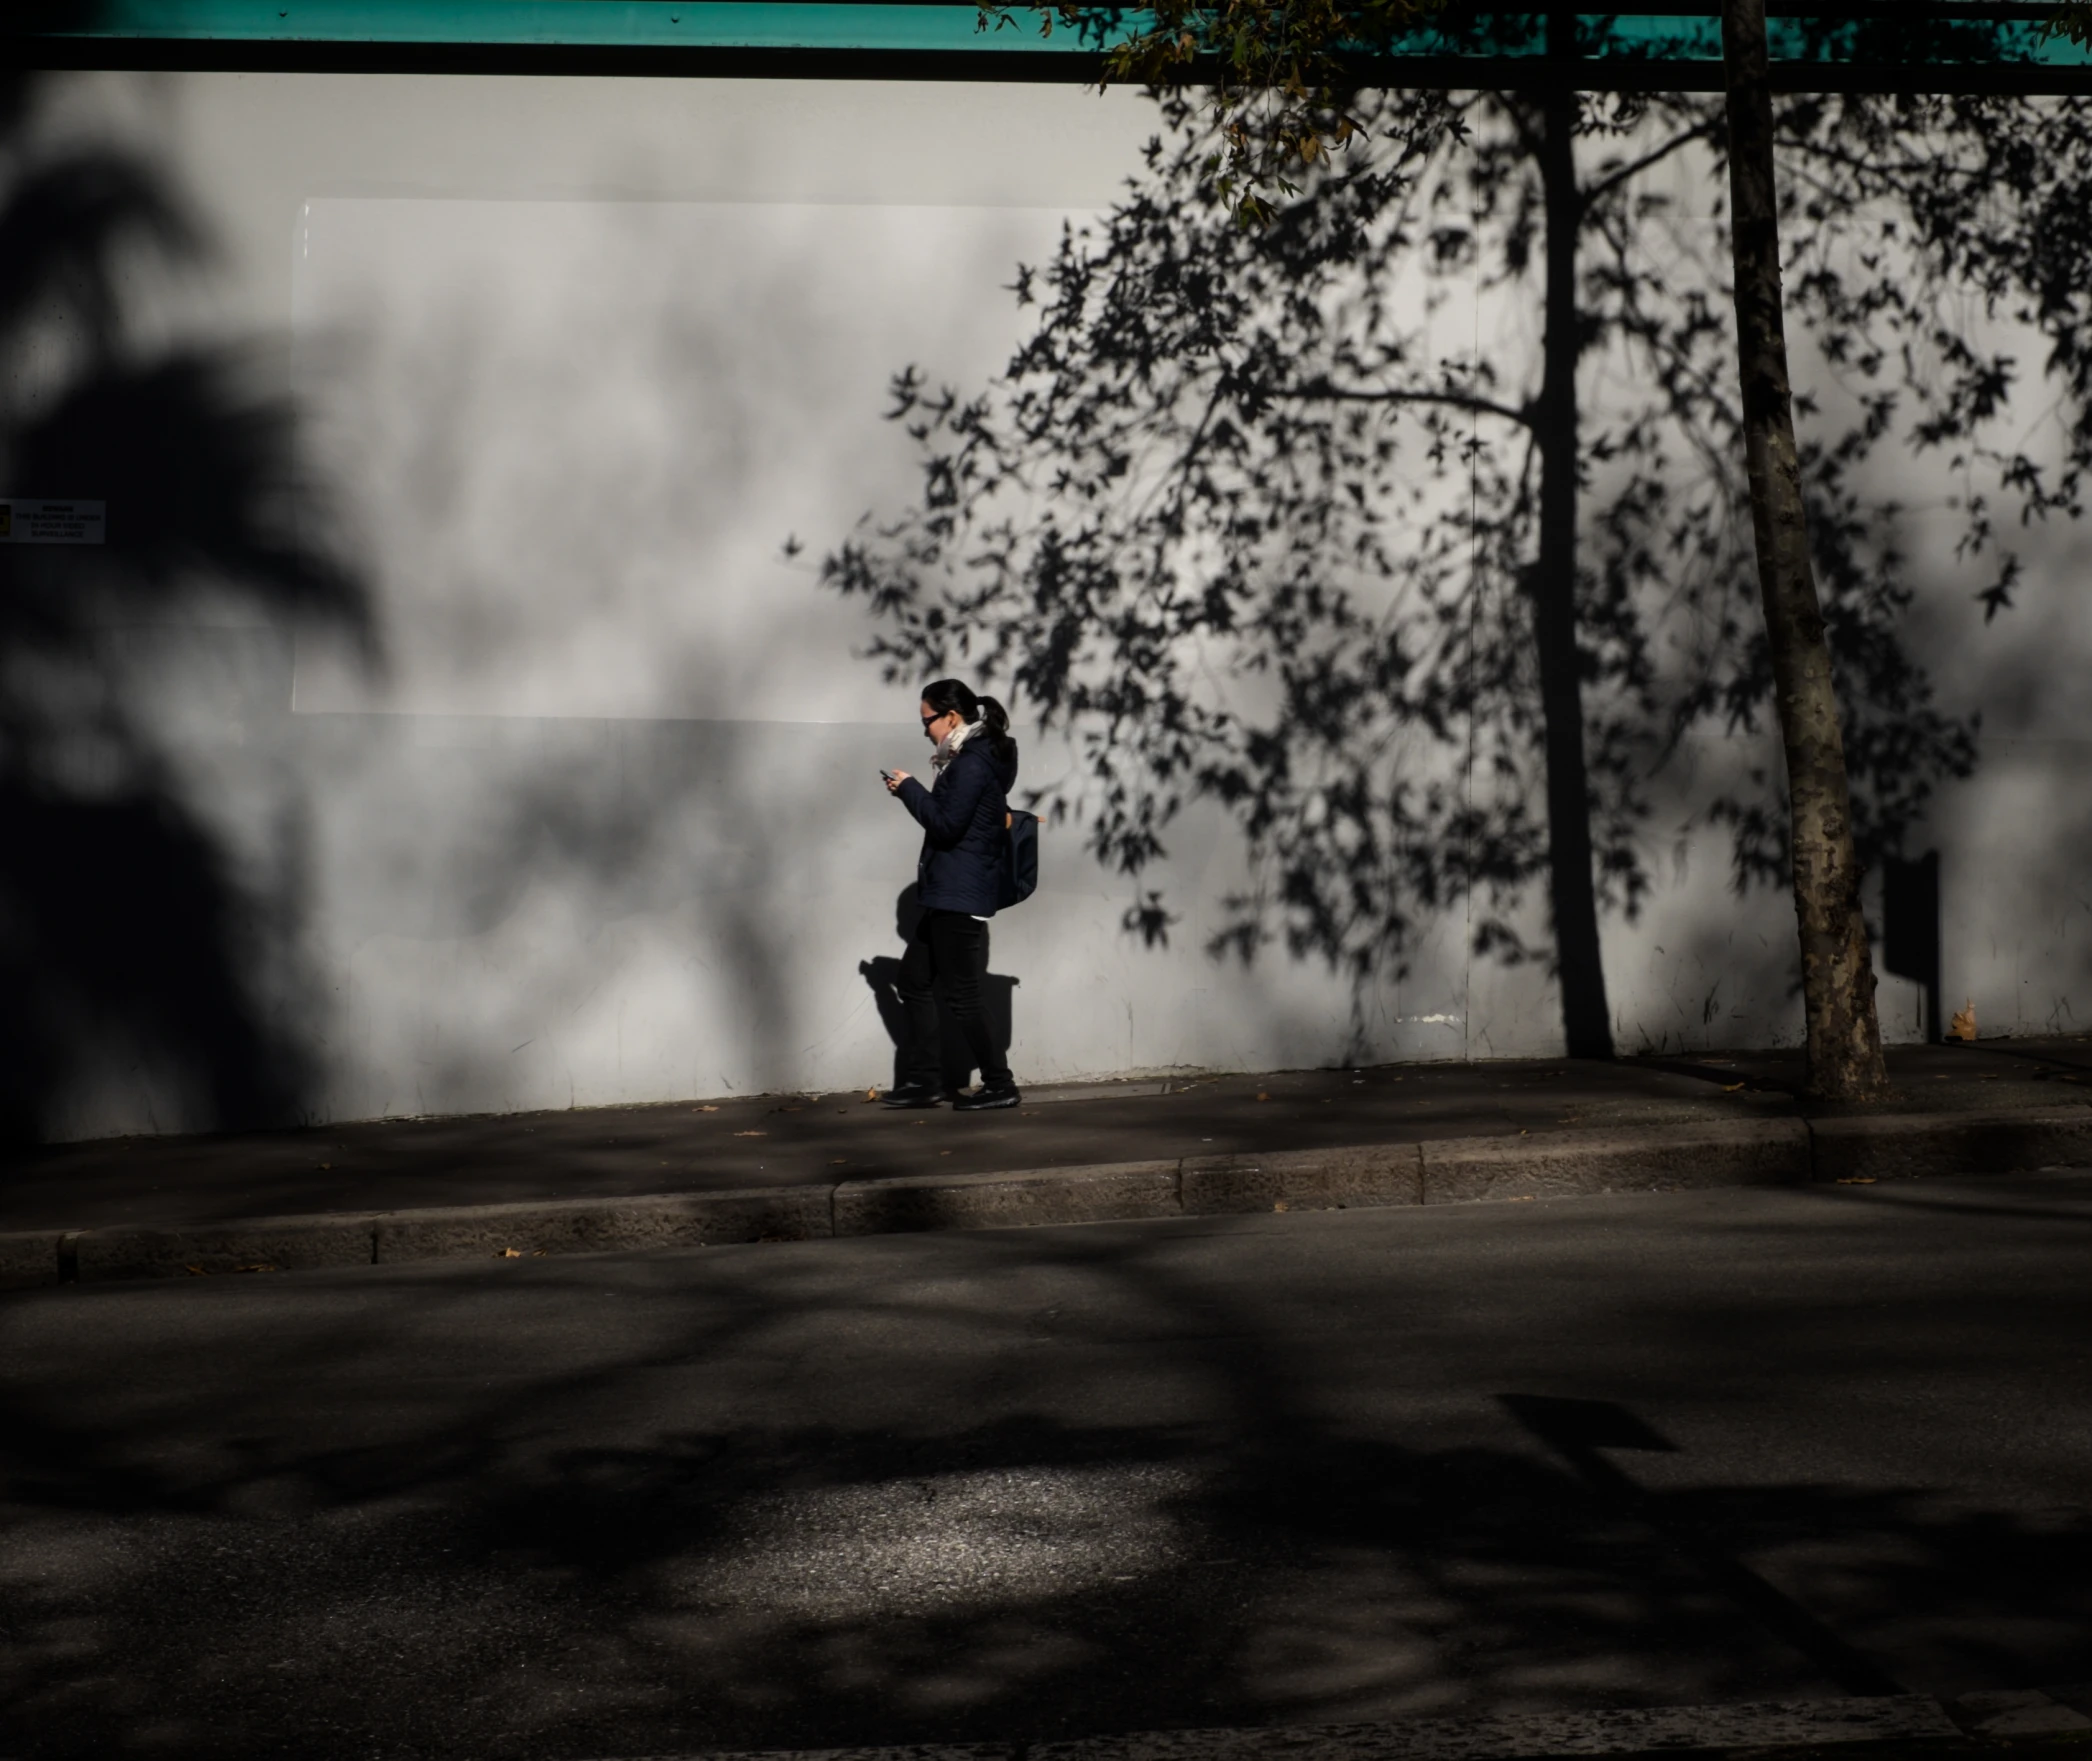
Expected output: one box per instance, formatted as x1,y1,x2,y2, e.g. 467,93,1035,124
881,679,1021,1111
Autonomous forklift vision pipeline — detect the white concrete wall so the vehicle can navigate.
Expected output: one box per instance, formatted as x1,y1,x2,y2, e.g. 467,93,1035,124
17,71,2090,1139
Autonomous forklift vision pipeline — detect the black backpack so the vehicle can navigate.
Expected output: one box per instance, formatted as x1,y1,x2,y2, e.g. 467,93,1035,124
998,809,1039,908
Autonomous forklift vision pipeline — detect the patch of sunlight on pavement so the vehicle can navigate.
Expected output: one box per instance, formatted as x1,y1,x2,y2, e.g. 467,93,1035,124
656,1462,1194,1619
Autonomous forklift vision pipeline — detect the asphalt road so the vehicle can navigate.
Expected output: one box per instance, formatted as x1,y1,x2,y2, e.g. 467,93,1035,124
2,1169,2089,1760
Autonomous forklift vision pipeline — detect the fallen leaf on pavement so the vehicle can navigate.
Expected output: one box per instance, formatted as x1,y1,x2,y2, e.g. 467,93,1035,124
695,1105,720,1113
1271,1200,1289,1212
1835,1176,1878,1185
733,1130,767,1138
497,1247,522,1258
1722,1082,1746,1092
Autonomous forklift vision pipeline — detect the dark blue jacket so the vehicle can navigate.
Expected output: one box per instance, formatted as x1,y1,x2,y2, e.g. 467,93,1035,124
897,737,1017,916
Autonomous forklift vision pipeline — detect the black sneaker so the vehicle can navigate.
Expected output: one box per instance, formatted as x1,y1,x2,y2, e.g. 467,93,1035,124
953,1083,1021,1112
880,1082,947,1109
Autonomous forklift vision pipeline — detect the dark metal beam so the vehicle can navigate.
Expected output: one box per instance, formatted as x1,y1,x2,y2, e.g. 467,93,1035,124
4,2,2088,91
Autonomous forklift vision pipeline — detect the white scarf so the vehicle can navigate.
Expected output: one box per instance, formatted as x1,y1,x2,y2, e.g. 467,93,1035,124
931,715,983,775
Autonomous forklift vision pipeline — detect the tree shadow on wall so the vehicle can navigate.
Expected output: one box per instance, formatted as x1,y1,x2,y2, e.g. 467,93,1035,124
0,70,374,1142
860,883,1018,1091
819,61,2092,1059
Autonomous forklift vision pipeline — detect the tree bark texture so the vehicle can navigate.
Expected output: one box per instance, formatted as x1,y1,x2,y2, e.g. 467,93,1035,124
1531,16,1615,1060
1720,0,1888,1098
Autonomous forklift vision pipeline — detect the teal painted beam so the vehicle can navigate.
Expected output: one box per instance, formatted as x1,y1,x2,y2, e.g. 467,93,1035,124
1393,12,2092,66
24,1,1085,51
10,2,2090,69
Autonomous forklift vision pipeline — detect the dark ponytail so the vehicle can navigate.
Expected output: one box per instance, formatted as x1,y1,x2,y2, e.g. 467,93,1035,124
922,677,1017,766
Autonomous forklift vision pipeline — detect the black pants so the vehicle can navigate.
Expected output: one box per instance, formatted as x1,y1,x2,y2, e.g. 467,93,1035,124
897,909,1011,1090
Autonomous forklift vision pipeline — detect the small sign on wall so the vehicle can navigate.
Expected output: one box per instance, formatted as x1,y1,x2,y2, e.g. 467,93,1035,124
0,499,106,544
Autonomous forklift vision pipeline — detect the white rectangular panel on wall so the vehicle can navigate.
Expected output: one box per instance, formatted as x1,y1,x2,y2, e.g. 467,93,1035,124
291,197,1080,723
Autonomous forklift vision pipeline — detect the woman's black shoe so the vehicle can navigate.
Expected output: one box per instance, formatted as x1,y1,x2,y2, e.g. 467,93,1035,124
953,1083,1021,1112
880,1082,947,1109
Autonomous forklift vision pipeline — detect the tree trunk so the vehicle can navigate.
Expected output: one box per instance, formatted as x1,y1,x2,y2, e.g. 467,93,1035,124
1530,13,1615,1060
1720,0,1888,1099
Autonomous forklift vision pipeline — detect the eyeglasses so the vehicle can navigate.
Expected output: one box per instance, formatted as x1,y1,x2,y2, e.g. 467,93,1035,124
921,712,949,731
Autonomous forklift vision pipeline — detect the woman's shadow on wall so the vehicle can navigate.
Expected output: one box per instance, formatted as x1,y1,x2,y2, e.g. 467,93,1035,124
858,886,1018,1091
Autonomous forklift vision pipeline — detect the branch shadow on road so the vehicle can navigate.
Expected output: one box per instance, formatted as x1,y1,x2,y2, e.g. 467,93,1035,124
0,1207,2087,1761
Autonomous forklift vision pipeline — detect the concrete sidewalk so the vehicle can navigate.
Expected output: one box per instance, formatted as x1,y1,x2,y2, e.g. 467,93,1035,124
5,1037,2092,1286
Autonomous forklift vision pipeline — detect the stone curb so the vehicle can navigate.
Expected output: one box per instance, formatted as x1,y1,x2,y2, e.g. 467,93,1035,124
834,1160,1182,1236
597,1694,1977,1761
67,1212,384,1282
1420,1118,1808,1204
372,1185,831,1263
0,1227,65,1289
3,1105,2087,1292
1806,1105,2092,1183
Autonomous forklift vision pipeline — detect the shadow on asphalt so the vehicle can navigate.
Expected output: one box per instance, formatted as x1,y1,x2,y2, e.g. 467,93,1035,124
3,1187,2090,1761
